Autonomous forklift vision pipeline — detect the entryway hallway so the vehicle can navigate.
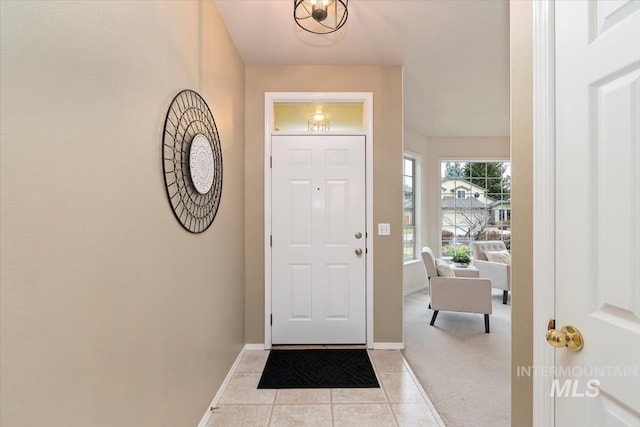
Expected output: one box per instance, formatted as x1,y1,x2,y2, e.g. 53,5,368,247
207,349,444,427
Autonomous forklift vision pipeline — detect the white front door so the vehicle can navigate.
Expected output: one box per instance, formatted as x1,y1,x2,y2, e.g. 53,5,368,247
271,135,366,344
555,1,640,425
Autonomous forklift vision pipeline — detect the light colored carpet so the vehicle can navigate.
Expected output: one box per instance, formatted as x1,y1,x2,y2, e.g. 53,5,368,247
402,288,511,427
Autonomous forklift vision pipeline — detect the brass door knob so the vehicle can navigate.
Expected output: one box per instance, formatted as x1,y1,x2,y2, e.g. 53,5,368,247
546,325,584,352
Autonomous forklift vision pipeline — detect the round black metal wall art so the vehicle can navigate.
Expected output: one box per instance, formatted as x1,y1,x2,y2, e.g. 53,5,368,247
162,89,223,233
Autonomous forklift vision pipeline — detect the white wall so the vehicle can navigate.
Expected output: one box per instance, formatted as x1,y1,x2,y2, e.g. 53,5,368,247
403,129,429,294
422,137,510,255
402,131,510,293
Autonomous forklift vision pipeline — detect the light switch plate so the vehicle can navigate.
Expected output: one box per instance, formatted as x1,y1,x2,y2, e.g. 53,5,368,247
378,223,391,236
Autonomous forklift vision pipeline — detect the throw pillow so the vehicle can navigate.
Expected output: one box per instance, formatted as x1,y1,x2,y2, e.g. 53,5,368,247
435,259,455,277
485,250,511,265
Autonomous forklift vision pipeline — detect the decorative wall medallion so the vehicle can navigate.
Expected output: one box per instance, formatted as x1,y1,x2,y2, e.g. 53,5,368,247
162,89,223,233
189,134,215,194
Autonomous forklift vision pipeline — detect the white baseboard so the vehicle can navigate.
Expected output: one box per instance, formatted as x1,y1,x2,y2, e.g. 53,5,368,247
373,342,405,350
404,284,427,297
196,344,249,427
244,343,266,351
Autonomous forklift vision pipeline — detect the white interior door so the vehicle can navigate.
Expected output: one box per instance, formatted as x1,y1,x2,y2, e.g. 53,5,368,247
271,135,366,344
555,1,640,425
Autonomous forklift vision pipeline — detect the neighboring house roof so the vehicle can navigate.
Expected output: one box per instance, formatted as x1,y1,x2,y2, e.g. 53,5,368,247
441,178,486,193
441,178,496,204
489,199,511,208
441,197,487,209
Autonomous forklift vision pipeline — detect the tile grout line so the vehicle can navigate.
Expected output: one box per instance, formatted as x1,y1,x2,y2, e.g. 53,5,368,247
369,351,400,427
370,351,395,420
366,349,385,392
265,349,276,426
329,387,335,427
266,402,275,426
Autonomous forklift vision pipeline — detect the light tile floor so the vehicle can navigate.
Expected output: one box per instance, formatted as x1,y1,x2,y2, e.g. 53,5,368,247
207,349,444,427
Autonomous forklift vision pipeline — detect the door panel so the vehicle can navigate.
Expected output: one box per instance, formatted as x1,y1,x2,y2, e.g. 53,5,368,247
326,180,348,244
327,264,349,319
594,68,640,320
271,135,366,344
290,264,312,319
590,0,640,40
555,2,640,425
290,180,312,245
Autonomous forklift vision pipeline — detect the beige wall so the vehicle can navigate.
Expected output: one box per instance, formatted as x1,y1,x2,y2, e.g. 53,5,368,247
0,2,245,426
510,1,534,425
404,129,430,248
245,65,404,344
403,131,509,293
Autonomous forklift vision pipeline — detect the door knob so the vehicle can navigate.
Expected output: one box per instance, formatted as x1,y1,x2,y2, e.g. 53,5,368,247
355,248,363,256
546,325,584,352
355,232,363,239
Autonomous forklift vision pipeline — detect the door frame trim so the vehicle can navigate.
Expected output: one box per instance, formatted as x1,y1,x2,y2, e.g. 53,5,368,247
533,1,556,426
263,92,374,349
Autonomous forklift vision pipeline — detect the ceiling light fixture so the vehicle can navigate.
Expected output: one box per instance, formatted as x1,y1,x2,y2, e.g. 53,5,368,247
308,112,330,131
294,0,349,35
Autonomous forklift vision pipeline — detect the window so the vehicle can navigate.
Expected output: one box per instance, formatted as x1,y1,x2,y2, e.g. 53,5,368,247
273,102,364,132
441,161,511,253
403,156,416,261
499,209,511,222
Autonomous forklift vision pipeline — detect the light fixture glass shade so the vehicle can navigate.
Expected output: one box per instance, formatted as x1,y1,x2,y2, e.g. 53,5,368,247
308,113,330,131
294,0,348,34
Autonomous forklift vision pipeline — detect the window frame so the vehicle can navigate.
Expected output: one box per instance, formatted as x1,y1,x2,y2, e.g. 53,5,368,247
403,152,422,263
440,160,511,254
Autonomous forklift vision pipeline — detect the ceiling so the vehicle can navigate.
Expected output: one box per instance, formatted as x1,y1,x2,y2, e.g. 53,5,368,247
215,0,510,137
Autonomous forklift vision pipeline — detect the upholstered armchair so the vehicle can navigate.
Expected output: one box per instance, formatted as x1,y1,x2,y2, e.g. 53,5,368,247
421,247,493,333
470,241,511,304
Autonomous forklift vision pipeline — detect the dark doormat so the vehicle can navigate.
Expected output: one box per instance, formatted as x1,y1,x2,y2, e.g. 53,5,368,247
257,349,380,389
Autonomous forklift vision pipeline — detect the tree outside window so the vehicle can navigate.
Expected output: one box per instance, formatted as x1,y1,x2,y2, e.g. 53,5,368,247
441,161,511,252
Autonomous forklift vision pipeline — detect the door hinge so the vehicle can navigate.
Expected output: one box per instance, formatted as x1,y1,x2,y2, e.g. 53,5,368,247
548,319,555,330
270,314,273,325
270,235,272,247
270,156,272,168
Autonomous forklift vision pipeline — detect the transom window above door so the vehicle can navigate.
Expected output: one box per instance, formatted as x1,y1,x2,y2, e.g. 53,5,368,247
273,102,364,132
